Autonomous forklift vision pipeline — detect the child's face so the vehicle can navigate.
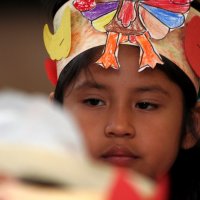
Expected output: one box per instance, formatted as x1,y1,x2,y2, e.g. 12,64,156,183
63,45,184,179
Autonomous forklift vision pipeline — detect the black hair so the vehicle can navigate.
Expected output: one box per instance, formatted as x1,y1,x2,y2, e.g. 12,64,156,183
54,46,103,103
170,145,200,200
40,0,68,20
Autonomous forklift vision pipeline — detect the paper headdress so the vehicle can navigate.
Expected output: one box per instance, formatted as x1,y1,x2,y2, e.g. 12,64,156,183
43,0,200,93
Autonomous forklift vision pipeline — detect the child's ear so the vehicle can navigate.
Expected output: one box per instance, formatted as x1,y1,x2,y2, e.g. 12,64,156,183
182,101,200,149
49,92,55,101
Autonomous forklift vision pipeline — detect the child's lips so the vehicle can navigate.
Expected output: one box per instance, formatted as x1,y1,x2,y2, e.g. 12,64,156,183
100,145,140,167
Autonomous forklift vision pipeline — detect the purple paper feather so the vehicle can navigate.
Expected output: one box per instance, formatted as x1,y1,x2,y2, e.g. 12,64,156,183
82,1,119,21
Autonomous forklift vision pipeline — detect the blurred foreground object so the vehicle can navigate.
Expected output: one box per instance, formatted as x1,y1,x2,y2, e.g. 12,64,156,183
0,90,169,200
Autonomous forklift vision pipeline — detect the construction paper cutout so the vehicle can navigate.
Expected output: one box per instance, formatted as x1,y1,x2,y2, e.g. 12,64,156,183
141,4,185,28
118,1,137,28
153,176,169,200
45,58,57,85
142,0,191,13
82,1,119,21
184,16,200,77
104,1,145,35
108,170,142,200
108,169,169,200
73,0,96,11
96,1,163,69
172,0,191,3
139,6,170,40
92,11,117,32
96,32,121,69
43,6,71,60
136,33,163,71
73,0,191,69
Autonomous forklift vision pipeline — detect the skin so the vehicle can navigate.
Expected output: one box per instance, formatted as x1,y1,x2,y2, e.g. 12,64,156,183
62,45,188,179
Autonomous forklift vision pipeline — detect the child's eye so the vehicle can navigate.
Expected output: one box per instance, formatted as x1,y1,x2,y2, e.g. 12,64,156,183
135,102,158,110
83,98,105,106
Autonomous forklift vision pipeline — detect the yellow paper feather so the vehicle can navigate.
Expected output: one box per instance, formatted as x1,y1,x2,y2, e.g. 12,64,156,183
92,11,116,32
43,6,71,60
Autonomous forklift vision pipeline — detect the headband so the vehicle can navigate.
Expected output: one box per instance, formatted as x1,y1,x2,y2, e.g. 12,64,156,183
43,0,200,94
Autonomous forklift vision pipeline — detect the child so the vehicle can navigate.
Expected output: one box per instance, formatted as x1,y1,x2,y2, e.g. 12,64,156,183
42,0,200,199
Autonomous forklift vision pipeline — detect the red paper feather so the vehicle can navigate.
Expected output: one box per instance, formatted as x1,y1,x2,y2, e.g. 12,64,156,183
184,16,200,77
142,0,191,13
108,169,142,200
153,175,169,200
45,58,57,85
108,169,169,200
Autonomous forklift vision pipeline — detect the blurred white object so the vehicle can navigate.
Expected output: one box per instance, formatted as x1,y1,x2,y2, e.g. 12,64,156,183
0,90,85,154
0,90,113,188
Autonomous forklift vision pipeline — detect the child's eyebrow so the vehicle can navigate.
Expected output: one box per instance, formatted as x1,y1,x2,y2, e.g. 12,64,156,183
133,85,170,97
73,80,107,90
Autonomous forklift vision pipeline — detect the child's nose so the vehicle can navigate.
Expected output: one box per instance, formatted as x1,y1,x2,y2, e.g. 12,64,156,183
104,107,135,139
